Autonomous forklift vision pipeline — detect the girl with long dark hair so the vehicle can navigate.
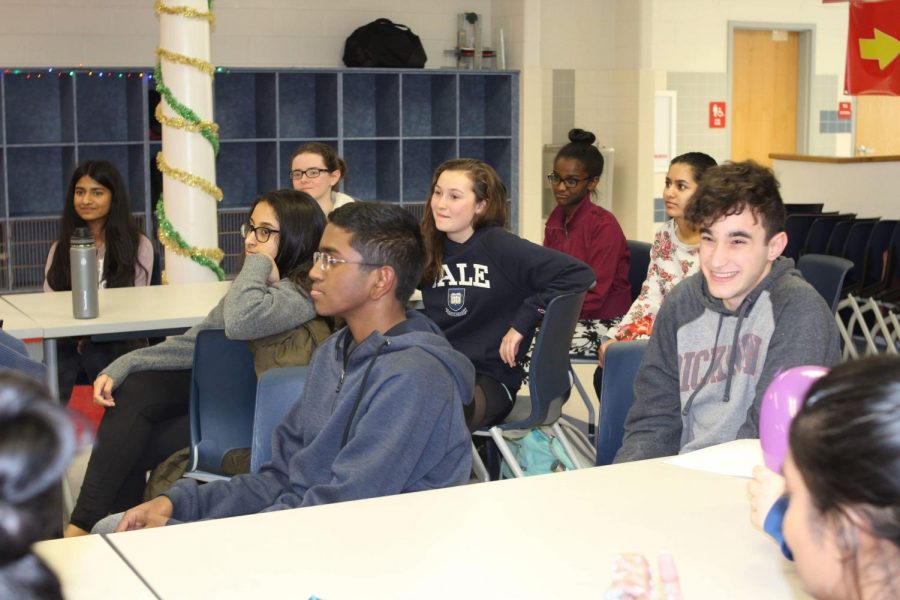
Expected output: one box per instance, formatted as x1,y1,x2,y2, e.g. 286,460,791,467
43,160,154,402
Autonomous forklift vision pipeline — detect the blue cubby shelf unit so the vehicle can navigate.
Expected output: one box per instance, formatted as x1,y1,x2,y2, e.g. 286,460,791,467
0,68,518,291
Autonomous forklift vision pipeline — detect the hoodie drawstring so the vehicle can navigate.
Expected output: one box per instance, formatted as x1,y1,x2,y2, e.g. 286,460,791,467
682,313,725,416
682,300,752,416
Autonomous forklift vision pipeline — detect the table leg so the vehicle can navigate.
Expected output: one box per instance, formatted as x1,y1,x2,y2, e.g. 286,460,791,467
43,338,59,402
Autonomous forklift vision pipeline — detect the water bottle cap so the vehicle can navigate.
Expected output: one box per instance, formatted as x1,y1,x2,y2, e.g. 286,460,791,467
72,227,95,246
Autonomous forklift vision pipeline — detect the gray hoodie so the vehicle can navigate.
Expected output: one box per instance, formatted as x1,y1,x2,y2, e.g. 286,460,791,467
163,310,474,522
615,257,841,462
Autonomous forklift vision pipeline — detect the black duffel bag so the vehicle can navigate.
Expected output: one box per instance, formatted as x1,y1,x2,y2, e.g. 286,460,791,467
343,18,427,68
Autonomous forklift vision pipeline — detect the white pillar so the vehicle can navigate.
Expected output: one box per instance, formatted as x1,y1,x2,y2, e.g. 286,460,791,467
157,0,219,283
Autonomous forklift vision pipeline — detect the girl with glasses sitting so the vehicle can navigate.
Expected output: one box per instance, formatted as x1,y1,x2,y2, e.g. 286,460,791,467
64,190,331,537
543,128,631,360
289,142,355,215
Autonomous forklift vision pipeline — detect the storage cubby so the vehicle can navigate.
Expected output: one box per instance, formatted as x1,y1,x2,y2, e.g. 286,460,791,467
402,74,457,137
214,72,277,140
459,138,513,189
278,73,338,139
76,75,145,142
217,141,278,207
7,146,73,216
402,139,456,202
343,140,400,201
4,73,74,144
0,68,517,291
343,73,400,138
459,74,514,137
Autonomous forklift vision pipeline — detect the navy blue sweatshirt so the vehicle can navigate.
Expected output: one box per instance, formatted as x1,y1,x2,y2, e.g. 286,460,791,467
421,226,595,391
163,311,474,522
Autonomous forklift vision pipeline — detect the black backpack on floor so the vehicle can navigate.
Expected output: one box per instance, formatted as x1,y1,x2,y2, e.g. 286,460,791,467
343,18,427,68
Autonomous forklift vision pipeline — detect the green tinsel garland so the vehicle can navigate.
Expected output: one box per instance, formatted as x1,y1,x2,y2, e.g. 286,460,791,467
154,62,220,155
156,198,226,281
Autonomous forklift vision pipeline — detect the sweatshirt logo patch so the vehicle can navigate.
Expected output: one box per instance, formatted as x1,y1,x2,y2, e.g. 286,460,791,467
445,287,468,317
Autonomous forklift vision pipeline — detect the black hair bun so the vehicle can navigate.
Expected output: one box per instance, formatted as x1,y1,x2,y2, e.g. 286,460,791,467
568,128,596,145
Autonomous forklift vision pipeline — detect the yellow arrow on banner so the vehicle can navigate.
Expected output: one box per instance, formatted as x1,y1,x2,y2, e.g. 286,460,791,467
859,28,900,70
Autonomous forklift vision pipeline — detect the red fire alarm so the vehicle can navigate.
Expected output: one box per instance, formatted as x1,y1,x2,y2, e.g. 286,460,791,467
709,101,726,128
838,101,852,120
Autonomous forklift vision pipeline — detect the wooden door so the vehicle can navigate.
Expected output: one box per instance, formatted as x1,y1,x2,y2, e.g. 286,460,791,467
856,95,900,156
732,29,799,166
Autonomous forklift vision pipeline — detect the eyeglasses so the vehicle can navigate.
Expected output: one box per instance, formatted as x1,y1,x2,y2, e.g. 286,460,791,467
312,251,381,272
547,173,593,188
289,167,331,180
240,223,280,243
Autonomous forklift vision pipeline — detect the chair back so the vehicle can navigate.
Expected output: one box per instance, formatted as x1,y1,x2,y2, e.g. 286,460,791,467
802,215,854,256
783,214,820,262
188,329,259,475
860,220,898,293
0,329,46,382
841,218,879,292
826,219,854,256
595,339,649,466
796,254,854,314
501,291,585,430
784,202,824,215
626,240,652,302
250,366,308,473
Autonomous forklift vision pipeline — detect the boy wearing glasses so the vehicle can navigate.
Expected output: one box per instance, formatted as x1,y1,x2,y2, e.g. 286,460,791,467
104,202,474,532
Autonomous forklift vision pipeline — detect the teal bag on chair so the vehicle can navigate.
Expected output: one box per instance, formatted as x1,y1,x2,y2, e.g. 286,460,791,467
500,427,576,478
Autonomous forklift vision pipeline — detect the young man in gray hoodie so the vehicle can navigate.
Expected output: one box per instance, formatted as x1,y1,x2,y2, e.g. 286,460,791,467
614,161,841,463
107,202,475,531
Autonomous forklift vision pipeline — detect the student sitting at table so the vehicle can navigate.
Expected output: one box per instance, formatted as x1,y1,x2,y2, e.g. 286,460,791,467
64,189,331,537
44,160,154,404
748,356,900,600
94,201,473,533
419,158,595,432
0,371,75,600
594,152,717,391
614,161,841,463
543,128,631,360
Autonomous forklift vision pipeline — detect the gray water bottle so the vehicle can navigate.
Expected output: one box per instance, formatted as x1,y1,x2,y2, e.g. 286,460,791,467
70,227,99,319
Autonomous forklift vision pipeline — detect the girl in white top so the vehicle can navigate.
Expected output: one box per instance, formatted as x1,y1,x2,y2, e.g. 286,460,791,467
289,142,354,215
597,152,717,366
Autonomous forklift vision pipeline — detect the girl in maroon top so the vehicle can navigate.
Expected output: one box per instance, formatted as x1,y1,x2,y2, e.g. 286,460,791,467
544,128,630,358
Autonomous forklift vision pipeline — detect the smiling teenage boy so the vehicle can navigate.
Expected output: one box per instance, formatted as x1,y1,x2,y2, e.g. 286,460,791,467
106,202,474,532
614,161,841,463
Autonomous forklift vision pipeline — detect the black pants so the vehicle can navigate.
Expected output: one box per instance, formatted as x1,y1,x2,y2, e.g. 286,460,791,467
56,337,147,403
69,370,191,532
463,373,518,433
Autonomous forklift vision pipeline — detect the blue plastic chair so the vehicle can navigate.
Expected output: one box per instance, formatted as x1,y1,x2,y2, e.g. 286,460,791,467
626,240,652,302
802,215,854,257
783,214,821,262
0,329,47,382
185,329,259,480
784,202,823,215
859,220,898,294
826,219,854,256
797,254,853,314
595,339,649,466
250,366,308,473
472,291,587,480
841,219,880,293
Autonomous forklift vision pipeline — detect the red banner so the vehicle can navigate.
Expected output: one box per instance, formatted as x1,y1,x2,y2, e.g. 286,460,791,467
709,101,726,128
844,0,900,95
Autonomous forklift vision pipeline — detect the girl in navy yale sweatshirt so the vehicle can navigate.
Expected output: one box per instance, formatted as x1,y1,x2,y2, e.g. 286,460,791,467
420,158,595,431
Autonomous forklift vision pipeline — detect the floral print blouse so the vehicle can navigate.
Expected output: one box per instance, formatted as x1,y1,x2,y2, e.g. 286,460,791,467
609,219,700,341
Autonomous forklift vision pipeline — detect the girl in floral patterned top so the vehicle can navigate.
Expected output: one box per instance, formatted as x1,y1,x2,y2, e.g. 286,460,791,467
597,152,717,368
